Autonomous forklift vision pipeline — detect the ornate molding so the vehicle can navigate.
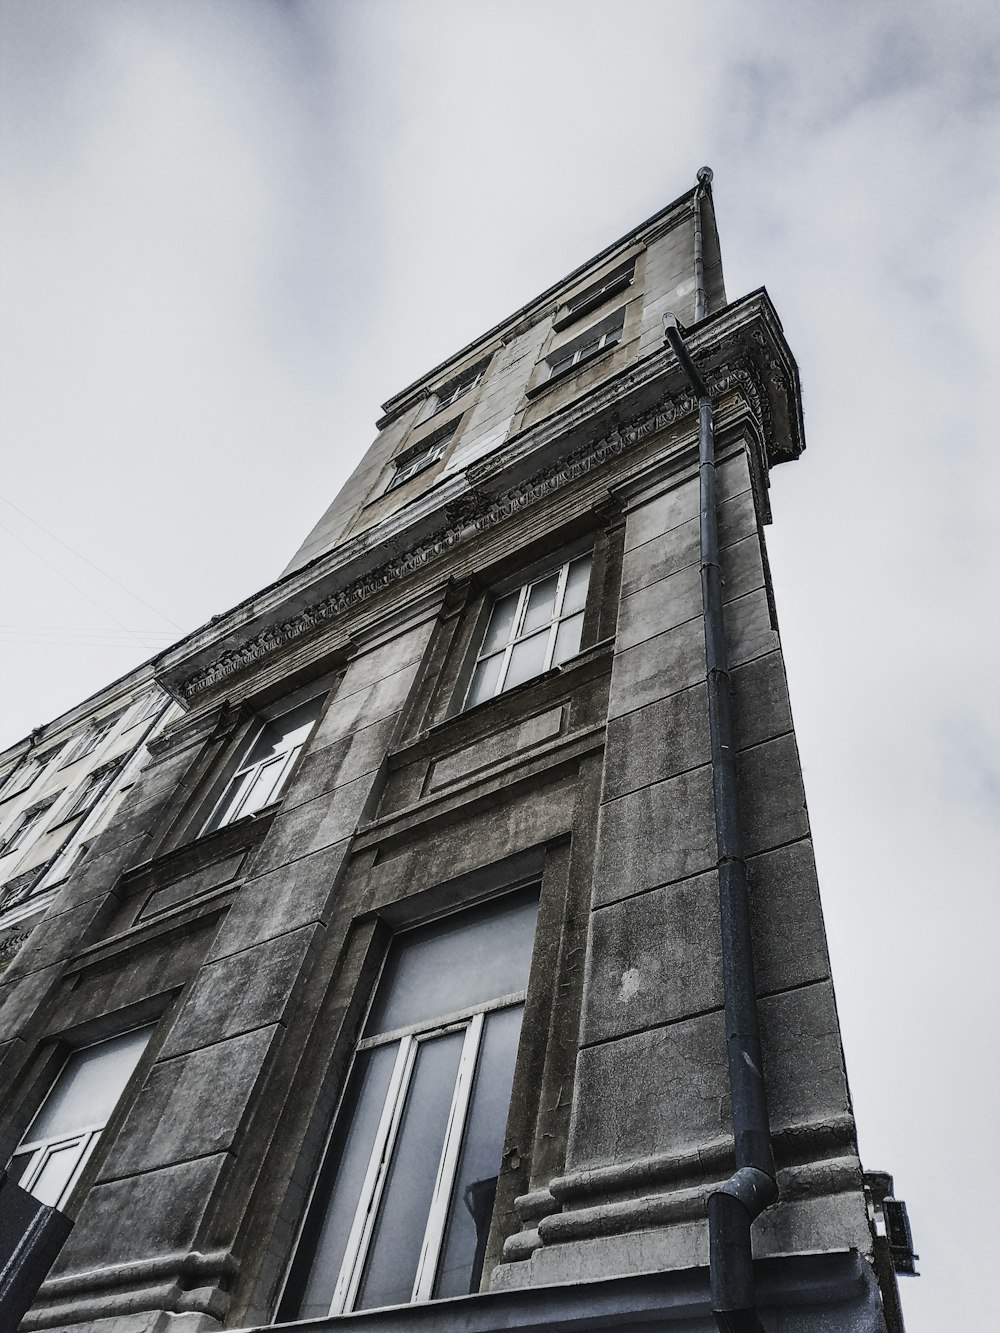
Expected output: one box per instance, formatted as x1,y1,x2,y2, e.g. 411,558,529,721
177,367,763,701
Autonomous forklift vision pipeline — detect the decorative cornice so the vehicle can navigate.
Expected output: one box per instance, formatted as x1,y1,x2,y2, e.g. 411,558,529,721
176,365,763,701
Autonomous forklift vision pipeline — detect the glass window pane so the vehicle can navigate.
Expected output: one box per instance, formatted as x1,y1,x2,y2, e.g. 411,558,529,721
293,1045,398,1320
481,592,519,655
503,630,549,692
29,1139,86,1208
203,768,256,835
433,1005,524,1298
244,698,322,767
466,653,503,709
521,576,559,635
552,611,584,666
238,755,288,818
366,892,538,1036
355,1031,465,1311
28,1027,152,1141
561,556,591,615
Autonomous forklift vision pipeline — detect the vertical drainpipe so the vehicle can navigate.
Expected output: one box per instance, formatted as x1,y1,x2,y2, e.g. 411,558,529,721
692,165,713,323
662,300,777,1332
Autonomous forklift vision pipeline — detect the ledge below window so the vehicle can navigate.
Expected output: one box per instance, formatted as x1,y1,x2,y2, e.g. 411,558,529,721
524,342,620,401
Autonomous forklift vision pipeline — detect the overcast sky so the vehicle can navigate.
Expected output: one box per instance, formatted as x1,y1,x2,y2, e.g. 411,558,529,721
1,2,998,1326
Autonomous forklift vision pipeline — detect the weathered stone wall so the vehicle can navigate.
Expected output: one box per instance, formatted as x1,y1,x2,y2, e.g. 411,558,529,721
0,188,883,1332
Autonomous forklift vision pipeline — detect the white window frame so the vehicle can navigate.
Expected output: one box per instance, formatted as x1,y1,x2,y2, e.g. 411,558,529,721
10,1122,104,1209
200,696,323,836
61,713,122,766
563,259,635,319
61,757,125,822
431,359,489,415
0,797,57,857
386,429,453,493
0,752,46,801
318,988,526,1316
126,690,166,729
464,554,591,709
547,318,623,379
8,1026,153,1211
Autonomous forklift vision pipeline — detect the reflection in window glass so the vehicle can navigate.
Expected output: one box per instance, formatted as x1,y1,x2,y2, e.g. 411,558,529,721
433,1005,524,1298
464,554,591,709
283,889,539,1318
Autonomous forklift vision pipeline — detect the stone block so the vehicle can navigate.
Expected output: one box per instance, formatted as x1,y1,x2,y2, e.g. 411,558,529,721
0,962,63,1038
52,1153,230,1272
623,455,751,555
213,839,351,958
337,622,432,701
49,837,146,912
285,711,399,807
738,734,809,855
159,926,318,1059
620,515,699,600
754,1183,871,1260
624,476,699,554
717,489,757,550
759,982,851,1132
719,531,765,602
603,685,709,802
101,1026,279,1178
310,663,419,749
250,772,375,876
749,841,831,997
427,707,564,792
582,872,723,1046
730,651,793,751
607,617,705,721
569,1009,728,1168
365,771,579,908
616,563,701,653
725,589,779,666
138,851,248,922
0,896,115,985
593,765,716,907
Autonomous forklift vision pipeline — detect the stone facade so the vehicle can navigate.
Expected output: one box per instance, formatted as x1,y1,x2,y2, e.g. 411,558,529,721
0,182,906,1332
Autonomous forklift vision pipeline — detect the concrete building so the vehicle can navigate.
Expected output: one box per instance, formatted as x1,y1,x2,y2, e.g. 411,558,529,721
0,175,915,1333
0,672,173,968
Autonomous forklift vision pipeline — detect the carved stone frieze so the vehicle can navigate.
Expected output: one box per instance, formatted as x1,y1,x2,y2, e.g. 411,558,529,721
177,365,765,701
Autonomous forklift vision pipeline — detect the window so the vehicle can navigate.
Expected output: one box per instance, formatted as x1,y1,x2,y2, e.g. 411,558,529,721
7,1026,152,1210
0,796,57,857
126,690,166,728
62,713,122,766
0,752,46,801
560,260,634,323
61,757,126,822
546,311,624,380
465,554,591,708
280,890,538,1319
431,358,490,415
386,424,455,493
201,695,324,836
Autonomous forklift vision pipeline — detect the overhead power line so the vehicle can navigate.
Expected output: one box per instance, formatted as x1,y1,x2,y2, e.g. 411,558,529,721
0,521,167,651
0,492,184,630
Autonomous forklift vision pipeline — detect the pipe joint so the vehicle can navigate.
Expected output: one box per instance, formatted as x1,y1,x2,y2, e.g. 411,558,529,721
713,1166,778,1221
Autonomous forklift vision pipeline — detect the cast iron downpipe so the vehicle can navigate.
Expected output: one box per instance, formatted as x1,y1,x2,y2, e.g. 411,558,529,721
662,310,778,1333
692,165,713,322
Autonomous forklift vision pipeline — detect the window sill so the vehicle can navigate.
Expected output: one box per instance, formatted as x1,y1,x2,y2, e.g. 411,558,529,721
421,637,615,741
46,809,87,833
524,342,619,400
